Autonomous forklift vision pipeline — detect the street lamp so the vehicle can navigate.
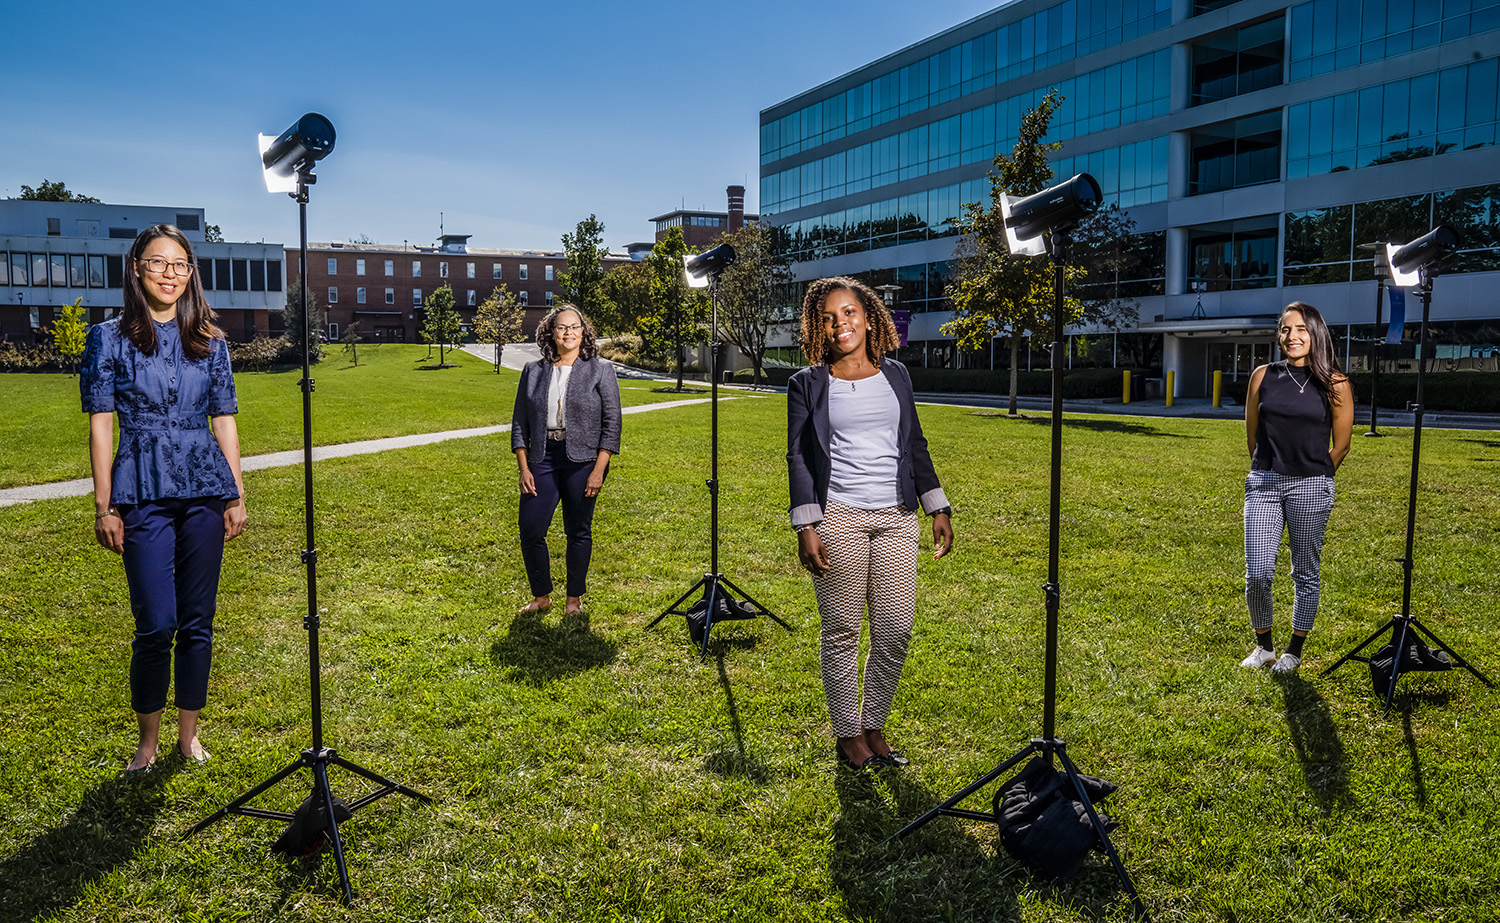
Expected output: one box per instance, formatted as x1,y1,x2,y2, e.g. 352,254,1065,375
875,283,906,354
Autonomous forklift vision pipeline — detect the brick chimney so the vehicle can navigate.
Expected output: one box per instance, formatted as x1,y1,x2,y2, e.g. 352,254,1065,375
727,185,746,232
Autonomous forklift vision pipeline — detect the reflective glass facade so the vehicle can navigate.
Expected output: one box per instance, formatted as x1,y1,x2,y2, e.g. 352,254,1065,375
1287,0,1500,81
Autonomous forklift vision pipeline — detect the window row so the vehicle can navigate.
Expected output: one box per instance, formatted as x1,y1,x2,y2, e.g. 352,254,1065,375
761,51,1169,213
198,258,284,293
761,0,1171,163
3,251,116,288
328,287,549,307
1286,57,1500,179
1288,0,1500,83
325,257,546,281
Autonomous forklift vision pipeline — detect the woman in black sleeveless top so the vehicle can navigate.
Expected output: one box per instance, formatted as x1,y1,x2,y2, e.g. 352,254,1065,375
1240,302,1353,673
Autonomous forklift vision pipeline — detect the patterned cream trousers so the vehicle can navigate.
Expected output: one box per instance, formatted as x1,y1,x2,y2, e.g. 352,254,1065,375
812,500,920,739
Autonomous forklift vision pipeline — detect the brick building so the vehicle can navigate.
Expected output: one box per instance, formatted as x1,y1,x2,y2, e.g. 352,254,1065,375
649,185,757,250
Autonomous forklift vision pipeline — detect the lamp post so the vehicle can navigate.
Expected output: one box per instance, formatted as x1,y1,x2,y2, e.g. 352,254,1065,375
876,283,906,358
1357,242,1390,437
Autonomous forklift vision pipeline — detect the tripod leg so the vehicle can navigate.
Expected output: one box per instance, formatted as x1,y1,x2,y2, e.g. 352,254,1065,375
1054,747,1150,922
313,760,355,906
1384,619,1412,714
183,755,308,838
718,575,794,632
648,575,708,628
891,743,1039,841
1410,619,1494,686
1320,620,1397,676
700,575,720,660
327,753,432,804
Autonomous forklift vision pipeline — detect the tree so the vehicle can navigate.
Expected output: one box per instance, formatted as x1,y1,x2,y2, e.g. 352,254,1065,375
339,320,363,366
715,222,793,386
597,261,654,338
558,215,610,320
204,224,223,243
421,283,462,367
53,298,89,375
642,227,708,390
473,284,525,373
280,278,325,362
18,180,100,203
942,89,1141,413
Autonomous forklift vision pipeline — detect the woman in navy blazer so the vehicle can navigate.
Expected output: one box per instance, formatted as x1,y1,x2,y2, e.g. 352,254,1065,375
787,277,953,771
511,305,622,616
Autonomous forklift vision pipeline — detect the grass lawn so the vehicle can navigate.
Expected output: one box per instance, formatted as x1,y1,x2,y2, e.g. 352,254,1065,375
0,345,703,490
1,381,1498,921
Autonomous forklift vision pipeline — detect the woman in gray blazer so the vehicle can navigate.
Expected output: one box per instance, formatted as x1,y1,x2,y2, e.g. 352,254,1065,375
787,277,953,772
511,305,622,615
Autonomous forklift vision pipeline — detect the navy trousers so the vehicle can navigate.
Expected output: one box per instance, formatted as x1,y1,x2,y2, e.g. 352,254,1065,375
519,441,602,598
120,497,226,714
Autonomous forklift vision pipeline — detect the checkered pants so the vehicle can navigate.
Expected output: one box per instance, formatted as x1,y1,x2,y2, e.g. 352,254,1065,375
1244,470,1336,634
811,501,920,739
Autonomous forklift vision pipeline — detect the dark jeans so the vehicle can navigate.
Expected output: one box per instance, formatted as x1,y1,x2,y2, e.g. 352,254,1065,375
120,497,226,714
519,441,603,598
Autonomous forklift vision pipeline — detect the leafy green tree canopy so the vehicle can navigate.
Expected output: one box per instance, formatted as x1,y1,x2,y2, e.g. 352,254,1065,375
18,180,100,203
559,215,610,320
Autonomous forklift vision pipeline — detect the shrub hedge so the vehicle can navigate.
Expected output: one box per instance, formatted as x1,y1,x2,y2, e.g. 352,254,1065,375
1225,370,1500,413
0,342,62,372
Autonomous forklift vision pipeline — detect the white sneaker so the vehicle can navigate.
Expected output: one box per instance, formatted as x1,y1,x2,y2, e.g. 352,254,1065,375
1240,647,1277,668
1271,653,1302,674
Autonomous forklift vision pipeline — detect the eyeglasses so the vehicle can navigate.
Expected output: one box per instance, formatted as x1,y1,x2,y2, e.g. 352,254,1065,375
138,257,194,277
555,324,584,333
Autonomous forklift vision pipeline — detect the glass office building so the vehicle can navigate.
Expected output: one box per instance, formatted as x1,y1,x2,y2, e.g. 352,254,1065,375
760,0,1500,394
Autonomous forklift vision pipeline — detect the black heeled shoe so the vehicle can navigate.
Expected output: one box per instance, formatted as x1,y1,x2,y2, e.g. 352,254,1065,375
835,741,884,772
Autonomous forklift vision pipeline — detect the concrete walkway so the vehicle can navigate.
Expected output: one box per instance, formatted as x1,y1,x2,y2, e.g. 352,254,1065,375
0,395,724,508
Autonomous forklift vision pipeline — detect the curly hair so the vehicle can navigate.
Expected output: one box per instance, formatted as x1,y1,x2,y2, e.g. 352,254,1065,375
1281,301,1347,405
799,276,900,366
534,303,599,364
121,224,223,360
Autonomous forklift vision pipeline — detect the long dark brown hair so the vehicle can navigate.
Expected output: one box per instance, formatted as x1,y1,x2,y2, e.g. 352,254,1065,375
121,224,222,359
535,304,598,364
799,276,899,367
1281,301,1346,405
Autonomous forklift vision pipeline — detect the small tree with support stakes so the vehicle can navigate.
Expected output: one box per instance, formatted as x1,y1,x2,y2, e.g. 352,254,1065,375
473,284,524,373
421,284,462,368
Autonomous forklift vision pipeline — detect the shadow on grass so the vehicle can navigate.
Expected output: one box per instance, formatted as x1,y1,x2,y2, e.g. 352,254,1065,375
1277,672,1354,811
489,608,618,685
701,649,772,783
415,364,458,371
650,386,709,394
0,765,179,923
973,413,1202,438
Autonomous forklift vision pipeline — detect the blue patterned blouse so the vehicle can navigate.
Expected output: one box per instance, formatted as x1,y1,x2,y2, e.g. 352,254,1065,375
80,318,240,506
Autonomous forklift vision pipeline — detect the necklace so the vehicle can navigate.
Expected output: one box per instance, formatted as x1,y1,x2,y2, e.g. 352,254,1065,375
1286,365,1310,393
831,363,872,390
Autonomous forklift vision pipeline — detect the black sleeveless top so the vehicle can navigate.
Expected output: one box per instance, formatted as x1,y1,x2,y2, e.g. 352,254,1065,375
1252,361,1334,477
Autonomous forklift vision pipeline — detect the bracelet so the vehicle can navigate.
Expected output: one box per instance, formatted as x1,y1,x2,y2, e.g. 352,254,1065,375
95,506,120,520
794,523,818,533
931,506,952,517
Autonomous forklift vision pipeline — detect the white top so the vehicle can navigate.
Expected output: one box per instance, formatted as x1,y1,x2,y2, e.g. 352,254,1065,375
826,371,901,510
546,363,574,429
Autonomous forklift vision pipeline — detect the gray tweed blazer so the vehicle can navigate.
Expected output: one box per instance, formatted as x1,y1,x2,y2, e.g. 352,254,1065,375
511,357,622,463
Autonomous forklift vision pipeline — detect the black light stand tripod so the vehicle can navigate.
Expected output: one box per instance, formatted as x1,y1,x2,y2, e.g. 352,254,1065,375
648,248,792,658
891,214,1147,921
1321,237,1492,712
186,137,429,904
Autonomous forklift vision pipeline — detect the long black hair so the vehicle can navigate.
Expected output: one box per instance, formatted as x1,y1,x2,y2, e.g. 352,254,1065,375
121,224,222,360
1282,301,1347,404
534,304,598,364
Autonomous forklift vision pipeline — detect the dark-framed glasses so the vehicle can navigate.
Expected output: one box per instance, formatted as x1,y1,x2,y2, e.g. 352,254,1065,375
138,257,194,276
556,323,584,333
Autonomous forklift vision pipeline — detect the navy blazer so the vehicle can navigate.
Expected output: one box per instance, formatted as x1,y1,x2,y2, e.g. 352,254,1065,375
511,357,623,463
786,358,948,527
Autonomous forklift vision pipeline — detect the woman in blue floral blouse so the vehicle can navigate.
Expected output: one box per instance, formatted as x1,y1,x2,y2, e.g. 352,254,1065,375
81,224,247,773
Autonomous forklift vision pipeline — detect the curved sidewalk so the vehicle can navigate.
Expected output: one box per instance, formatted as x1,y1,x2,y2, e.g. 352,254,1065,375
0,396,723,509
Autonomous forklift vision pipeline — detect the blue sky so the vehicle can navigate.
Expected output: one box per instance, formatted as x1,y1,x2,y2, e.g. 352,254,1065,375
8,1,1002,252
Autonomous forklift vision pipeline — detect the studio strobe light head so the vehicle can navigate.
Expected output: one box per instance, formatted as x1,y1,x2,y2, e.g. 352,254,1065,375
259,113,336,192
683,243,736,288
1390,225,1459,276
1004,173,1103,241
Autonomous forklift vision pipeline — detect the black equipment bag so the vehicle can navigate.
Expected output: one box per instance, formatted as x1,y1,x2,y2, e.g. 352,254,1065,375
993,756,1118,880
685,593,758,645
1368,636,1452,696
270,784,353,857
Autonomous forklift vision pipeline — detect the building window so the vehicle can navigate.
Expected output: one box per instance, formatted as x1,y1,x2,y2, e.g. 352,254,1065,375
467,289,477,306
232,259,249,291
386,287,395,304
88,254,105,288
492,263,502,279
412,260,422,277
47,218,61,236
440,261,449,278
1191,18,1284,106
268,260,282,291
545,264,554,281
545,291,555,306
109,228,136,239
519,264,528,280
357,287,367,304
413,288,423,305
68,255,88,287
519,291,529,305
1189,112,1282,195
175,213,201,231
328,258,337,274
1189,218,1279,292
329,322,339,341
384,259,394,276
356,259,366,276
249,259,266,292
329,286,338,303
467,262,476,279
215,258,231,291
50,253,66,286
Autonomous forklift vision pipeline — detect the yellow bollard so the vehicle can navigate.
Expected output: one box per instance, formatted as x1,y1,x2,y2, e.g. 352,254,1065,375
1212,369,1223,408
1122,369,1132,404
1165,370,1175,407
